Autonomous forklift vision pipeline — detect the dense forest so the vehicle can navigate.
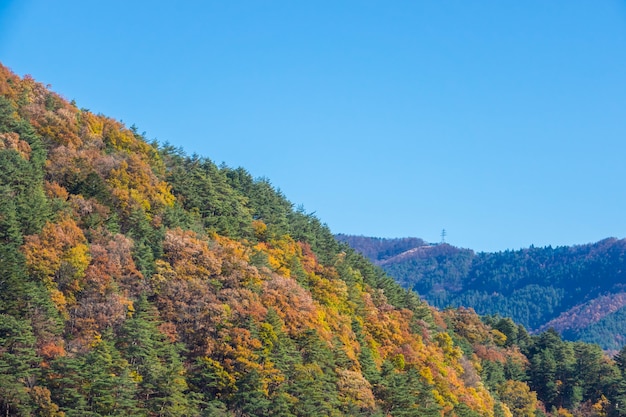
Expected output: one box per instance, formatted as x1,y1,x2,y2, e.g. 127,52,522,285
336,235,626,351
2,63,626,416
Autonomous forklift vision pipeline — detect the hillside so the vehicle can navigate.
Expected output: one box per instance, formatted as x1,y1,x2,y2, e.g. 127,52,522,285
338,235,626,350
333,235,428,263
2,63,626,417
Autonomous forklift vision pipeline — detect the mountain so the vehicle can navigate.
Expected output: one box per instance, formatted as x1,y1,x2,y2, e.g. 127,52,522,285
337,234,626,350
333,234,428,263
2,63,626,416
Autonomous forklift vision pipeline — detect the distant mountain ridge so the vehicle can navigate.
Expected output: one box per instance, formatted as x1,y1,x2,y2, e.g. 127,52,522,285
333,234,427,263
336,234,626,350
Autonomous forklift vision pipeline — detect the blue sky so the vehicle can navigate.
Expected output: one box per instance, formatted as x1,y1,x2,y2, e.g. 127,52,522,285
1,1,626,252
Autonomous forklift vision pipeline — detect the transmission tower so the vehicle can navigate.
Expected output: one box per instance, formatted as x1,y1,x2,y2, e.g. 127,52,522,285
440,229,446,244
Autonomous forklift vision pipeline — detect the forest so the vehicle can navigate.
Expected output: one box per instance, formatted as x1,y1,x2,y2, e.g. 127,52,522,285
337,235,626,351
2,62,626,416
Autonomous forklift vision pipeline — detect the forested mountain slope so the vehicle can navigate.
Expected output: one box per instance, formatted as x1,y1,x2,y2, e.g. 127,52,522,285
333,234,428,263
2,63,626,417
338,235,626,350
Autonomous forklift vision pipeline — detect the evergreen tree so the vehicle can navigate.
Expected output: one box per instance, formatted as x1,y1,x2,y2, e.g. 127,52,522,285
0,189,29,315
125,209,164,278
0,315,39,416
47,354,91,416
0,99,50,235
79,333,141,416
231,368,271,417
48,333,141,417
377,362,440,417
352,319,380,385
118,295,198,416
612,345,626,416
480,360,506,392
289,330,341,416
264,308,301,374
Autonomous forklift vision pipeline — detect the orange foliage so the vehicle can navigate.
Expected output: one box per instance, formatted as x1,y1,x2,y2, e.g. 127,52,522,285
39,341,66,360
0,63,22,99
262,275,318,336
0,131,31,159
18,76,82,148
23,216,91,314
299,242,321,274
29,386,64,417
0,63,508,416
156,276,226,357
162,228,222,279
473,344,507,363
336,369,376,411
70,233,140,345
44,181,70,201
445,307,495,345
212,234,263,289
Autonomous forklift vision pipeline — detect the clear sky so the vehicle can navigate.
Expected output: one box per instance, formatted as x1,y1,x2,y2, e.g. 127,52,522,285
1,1,626,252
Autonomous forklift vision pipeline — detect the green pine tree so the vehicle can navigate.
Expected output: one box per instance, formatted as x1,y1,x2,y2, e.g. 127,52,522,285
0,315,40,416
118,295,199,416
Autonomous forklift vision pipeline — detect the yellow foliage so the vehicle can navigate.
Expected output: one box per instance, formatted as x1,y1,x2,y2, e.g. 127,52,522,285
593,395,610,416
309,273,351,311
435,332,463,363
491,329,507,347
420,366,435,385
63,243,91,281
252,220,268,241
201,357,237,393
557,408,574,417
496,403,514,417
432,389,446,407
213,234,250,263
129,370,143,383
258,322,277,355
104,124,137,152
83,111,104,140
49,289,68,318
255,235,301,277
107,154,175,215
391,353,406,370
22,216,91,314
497,380,538,417
149,259,176,294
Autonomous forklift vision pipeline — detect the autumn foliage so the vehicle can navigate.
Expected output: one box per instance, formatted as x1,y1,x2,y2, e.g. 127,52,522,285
1,63,623,417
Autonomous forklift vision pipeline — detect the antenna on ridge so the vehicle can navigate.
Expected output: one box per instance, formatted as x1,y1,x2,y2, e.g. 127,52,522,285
441,229,447,244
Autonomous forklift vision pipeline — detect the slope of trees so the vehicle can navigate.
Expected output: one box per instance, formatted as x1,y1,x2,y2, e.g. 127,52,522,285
341,235,626,350
1,63,625,417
